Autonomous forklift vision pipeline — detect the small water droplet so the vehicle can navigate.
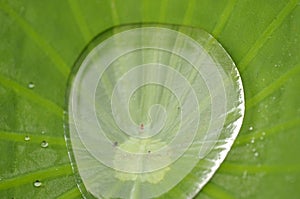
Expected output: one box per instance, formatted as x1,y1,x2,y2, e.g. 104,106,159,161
41,131,45,135
28,82,35,89
262,132,266,136
250,137,255,144
33,180,42,187
249,126,253,131
254,152,259,157
264,104,268,108
40,140,48,148
252,148,256,152
260,136,264,140
24,136,30,141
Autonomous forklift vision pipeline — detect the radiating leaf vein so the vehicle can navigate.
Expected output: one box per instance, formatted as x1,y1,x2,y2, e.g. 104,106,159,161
0,73,63,117
0,2,70,78
235,118,300,146
238,0,298,71
0,130,65,146
0,164,72,190
247,64,300,108
201,182,235,199
67,0,92,42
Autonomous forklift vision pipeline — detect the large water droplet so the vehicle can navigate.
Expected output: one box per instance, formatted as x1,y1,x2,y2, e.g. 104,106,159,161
65,24,245,199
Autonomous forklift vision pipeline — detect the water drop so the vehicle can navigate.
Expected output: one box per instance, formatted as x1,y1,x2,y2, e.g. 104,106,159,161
41,131,45,135
254,152,259,157
40,140,48,148
113,141,118,147
66,24,245,199
24,136,30,141
260,136,264,140
28,82,35,89
252,148,256,152
250,137,255,144
33,180,42,187
264,104,268,108
249,126,253,131
260,132,266,140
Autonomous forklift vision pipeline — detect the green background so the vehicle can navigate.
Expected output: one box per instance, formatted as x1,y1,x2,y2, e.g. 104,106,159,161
0,0,299,198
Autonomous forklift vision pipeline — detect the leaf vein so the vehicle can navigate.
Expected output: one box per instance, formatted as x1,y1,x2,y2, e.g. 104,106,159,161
0,130,66,146
0,2,70,78
0,73,63,117
67,0,92,42
238,0,298,71
247,64,300,108
0,164,72,190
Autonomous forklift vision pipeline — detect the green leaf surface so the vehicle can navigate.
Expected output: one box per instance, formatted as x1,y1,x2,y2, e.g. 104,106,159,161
0,0,299,198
